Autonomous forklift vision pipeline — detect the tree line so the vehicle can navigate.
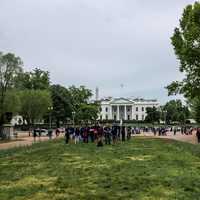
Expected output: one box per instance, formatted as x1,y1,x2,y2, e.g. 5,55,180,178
0,52,99,135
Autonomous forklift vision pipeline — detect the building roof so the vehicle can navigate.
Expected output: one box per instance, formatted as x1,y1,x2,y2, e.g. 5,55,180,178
99,97,159,105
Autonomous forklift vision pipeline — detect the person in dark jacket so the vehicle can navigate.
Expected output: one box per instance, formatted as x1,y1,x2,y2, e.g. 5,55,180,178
48,129,53,140
104,126,111,145
33,128,39,142
65,128,70,144
196,128,200,143
121,126,126,142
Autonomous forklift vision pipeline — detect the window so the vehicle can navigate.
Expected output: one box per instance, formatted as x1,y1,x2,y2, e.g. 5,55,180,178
99,107,102,112
127,107,131,112
142,107,144,112
105,107,108,112
127,115,130,120
136,107,138,112
114,115,117,120
136,115,138,121
142,115,144,121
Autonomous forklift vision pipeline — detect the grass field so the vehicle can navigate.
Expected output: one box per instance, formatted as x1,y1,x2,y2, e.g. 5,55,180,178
1,138,200,200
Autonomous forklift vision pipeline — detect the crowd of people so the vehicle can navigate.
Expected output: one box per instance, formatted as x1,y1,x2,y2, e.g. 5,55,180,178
64,126,132,146
32,125,200,145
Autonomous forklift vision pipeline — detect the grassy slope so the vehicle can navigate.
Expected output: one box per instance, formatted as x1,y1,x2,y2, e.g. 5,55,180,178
1,138,200,200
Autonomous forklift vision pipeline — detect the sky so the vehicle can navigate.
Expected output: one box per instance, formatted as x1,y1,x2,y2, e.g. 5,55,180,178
0,0,196,104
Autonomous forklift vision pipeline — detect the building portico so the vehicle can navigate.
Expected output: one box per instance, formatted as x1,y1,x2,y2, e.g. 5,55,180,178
99,97,159,121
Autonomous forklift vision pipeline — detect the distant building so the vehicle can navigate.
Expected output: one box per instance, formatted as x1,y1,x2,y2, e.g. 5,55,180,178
99,97,159,121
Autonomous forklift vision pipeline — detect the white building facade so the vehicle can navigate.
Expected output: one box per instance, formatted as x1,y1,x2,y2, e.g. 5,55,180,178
99,97,159,121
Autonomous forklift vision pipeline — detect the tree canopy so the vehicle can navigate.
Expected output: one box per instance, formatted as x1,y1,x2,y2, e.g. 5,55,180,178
145,107,160,124
0,52,23,124
15,68,50,90
19,90,52,125
162,100,190,124
167,2,200,99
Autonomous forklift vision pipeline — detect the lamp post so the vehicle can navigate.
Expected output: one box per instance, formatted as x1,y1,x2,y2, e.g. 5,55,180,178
72,111,75,128
48,107,53,129
163,110,167,126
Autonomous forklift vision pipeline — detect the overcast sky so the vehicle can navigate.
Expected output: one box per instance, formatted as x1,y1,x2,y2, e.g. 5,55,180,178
0,0,196,103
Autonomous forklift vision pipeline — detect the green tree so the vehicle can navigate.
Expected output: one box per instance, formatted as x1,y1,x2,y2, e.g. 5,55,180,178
162,100,190,124
68,85,92,112
145,107,161,124
0,52,23,124
50,85,72,127
19,90,52,126
167,2,200,98
76,103,100,124
15,68,50,90
190,97,200,123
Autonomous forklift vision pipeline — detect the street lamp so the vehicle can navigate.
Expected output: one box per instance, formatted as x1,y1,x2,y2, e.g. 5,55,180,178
72,111,75,128
163,110,167,126
48,107,53,129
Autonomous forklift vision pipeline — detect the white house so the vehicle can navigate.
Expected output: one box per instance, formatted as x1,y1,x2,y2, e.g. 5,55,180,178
99,97,159,121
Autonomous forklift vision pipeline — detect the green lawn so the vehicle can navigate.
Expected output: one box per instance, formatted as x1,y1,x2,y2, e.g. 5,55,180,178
1,138,200,200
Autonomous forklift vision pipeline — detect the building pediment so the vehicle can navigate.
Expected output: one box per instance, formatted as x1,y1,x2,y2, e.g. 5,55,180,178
110,98,133,104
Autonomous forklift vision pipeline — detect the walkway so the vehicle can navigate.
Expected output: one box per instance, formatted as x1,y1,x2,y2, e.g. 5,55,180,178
0,131,198,150
0,135,63,150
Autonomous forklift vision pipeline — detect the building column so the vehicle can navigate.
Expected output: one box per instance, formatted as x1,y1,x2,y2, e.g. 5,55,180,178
109,106,113,120
124,105,127,120
132,105,134,120
117,105,120,121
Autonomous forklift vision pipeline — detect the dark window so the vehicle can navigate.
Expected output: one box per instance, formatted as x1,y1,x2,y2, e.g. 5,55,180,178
136,115,138,120
136,107,138,112
100,107,102,112
128,115,130,120
114,115,117,120
142,107,144,112
105,107,108,112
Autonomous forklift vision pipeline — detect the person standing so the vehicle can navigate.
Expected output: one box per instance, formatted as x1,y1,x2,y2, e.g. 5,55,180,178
174,127,177,136
48,129,53,140
33,128,37,142
55,128,60,137
121,126,126,142
65,127,70,144
75,127,80,144
196,128,200,143
38,128,41,141
112,126,118,144
127,127,131,140
104,126,111,145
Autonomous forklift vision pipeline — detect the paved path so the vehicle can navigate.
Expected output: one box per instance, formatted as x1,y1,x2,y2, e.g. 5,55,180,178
0,135,63,150
137,131,198,144
0,131,198,151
